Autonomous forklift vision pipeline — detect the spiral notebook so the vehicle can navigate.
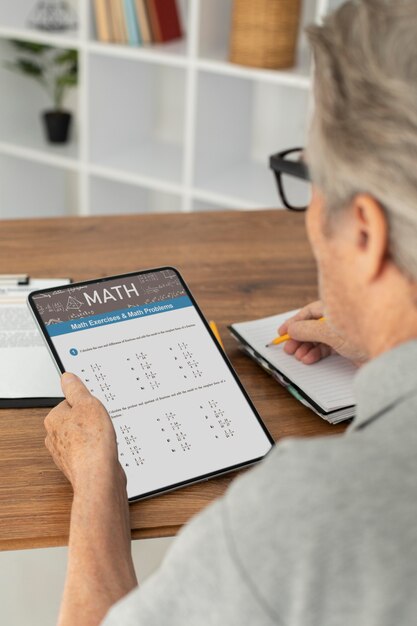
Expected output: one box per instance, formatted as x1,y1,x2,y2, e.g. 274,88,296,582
229,310,357,424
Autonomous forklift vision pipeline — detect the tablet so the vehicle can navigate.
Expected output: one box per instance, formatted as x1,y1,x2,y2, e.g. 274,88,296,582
28,267,273,501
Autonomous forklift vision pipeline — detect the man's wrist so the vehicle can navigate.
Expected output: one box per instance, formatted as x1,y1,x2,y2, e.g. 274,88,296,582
72,456,127,498
61,455,136,626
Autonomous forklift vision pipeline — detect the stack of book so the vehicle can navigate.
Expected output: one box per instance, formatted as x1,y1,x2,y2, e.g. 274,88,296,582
93,0,182,46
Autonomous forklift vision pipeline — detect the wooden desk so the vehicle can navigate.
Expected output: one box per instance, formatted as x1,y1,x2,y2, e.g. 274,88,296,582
0,210,346,551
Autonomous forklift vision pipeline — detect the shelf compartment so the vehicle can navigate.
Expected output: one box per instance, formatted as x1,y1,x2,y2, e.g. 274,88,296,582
88,53,186,186
0,38,80,161
90,174,182,215
87,0,189,63
193,72,309,208
0,0,80,42
0,154,78,219
197,0,317,88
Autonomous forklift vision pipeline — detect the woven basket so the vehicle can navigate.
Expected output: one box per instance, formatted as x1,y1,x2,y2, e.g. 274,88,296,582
229,0,302,70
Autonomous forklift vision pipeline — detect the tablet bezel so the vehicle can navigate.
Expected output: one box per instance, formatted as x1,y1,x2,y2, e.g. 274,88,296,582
28,266,274,502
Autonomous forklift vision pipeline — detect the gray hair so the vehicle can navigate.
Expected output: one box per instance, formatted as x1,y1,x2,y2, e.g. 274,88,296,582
306,0,417,279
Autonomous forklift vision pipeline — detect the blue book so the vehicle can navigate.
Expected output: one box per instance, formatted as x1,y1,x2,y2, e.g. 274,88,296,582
123,0,142,46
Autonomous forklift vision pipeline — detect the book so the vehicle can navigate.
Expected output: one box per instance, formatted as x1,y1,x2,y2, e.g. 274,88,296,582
0,278,71,408
135,0,152,44
109,0,128,44
107,0,120,42
229,309,357,424
123,0,142,46
93,0,112,42
146,0,182,44
145,0,161,42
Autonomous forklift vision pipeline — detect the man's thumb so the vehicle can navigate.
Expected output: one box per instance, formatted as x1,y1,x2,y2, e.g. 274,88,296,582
61,372,90,407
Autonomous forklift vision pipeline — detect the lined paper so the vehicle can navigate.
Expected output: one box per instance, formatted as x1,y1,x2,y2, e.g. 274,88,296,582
232,310,356,413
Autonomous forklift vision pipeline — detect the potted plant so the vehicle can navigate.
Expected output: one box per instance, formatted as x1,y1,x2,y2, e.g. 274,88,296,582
6,40,78,144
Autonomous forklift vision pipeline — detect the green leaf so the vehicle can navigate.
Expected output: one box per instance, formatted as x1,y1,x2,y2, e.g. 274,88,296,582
57,73,78,88
55,49,78,65
9,39,50,54
7,59,44,77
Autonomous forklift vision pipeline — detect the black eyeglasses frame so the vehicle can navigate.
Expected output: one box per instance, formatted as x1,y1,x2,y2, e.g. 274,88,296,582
269,148,310,211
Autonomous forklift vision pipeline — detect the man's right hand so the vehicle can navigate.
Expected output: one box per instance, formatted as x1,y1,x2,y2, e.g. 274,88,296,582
278,300,367,366
44,373,122,493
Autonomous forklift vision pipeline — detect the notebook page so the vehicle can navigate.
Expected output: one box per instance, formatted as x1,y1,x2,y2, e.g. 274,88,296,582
232,310,356,412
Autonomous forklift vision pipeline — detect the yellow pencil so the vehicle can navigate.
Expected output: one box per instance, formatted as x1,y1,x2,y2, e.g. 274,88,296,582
209,320,224,350
266,317,326,347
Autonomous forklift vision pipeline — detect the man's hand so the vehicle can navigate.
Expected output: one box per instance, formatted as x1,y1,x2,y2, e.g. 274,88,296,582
45,373,122,491
278,300,367,366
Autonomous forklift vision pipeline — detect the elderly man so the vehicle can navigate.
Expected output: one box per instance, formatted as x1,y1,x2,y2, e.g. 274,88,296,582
44,1,417,624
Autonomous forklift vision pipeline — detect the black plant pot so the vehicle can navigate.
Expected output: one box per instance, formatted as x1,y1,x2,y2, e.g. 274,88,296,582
42,110,72,144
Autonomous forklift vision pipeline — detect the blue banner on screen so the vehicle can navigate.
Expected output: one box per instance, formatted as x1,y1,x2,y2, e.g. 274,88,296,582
47,296,193,337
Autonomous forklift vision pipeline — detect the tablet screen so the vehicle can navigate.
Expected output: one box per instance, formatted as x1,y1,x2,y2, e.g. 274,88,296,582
29,268,273,500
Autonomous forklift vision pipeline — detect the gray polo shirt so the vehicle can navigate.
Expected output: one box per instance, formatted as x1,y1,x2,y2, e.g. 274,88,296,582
102,340,417,625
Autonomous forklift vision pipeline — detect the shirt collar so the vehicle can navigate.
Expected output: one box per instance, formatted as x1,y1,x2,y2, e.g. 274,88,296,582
349,339,417,432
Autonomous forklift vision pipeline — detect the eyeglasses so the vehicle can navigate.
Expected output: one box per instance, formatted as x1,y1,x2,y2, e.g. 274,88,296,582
270,148,311,211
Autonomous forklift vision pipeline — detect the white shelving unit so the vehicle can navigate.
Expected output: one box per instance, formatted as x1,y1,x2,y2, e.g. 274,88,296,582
0,0,344,219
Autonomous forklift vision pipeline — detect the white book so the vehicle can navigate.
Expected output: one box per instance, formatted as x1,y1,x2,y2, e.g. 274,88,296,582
229,310,357,424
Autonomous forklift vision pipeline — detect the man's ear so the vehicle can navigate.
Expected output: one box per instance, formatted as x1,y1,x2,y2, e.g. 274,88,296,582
351,193,389,282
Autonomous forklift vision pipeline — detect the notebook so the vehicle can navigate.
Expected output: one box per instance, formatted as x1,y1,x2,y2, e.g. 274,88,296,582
229,310,357,424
